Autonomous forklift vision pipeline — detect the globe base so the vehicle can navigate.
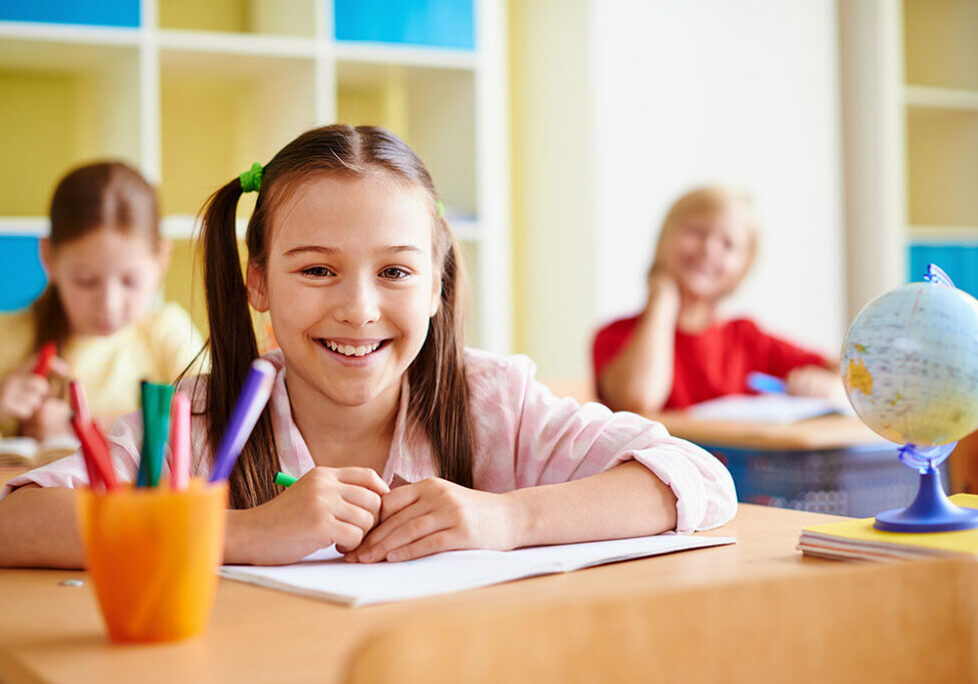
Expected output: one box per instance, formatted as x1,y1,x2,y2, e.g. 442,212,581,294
874,467,978,532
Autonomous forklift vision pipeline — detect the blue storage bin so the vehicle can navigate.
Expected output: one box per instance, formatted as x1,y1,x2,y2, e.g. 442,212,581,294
0,0,140,27
0,235,47,312
908,242,978,301
334,0,474,49
709,443,941,518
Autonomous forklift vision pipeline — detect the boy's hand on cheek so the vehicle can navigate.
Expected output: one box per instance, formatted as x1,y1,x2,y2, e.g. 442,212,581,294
343,478,518,563
236,466,389,565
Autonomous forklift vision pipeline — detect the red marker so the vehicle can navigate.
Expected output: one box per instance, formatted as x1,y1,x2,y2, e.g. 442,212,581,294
32,342,57,377
69,380,91,424
71,416,102,490
70,415,119,492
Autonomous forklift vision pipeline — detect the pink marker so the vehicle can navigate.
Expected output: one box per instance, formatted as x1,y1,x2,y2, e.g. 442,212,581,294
169,392,191,491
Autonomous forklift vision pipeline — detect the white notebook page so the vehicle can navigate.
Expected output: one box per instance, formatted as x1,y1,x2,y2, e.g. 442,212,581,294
221,534,736,606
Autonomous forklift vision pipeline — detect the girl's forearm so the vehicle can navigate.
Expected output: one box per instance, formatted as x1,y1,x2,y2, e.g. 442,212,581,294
503,462,678,549
0,486,85,568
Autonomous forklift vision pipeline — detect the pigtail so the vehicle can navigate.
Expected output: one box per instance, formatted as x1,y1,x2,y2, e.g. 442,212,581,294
30,285,71,352
201,180,278,508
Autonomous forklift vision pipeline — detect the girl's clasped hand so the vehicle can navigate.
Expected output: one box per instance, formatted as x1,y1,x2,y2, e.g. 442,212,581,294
245,467,515,564
345,476,516,563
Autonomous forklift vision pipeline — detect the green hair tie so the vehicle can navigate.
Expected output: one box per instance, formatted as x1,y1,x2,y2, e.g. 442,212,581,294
436,200,445,219
239,162,263,193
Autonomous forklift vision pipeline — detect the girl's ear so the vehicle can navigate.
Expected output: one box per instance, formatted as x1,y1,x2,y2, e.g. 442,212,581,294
429,274,441,318
39,238,53,277
246,261,269,312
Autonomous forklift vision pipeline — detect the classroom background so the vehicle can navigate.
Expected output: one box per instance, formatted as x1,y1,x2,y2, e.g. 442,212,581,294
0,0,975,391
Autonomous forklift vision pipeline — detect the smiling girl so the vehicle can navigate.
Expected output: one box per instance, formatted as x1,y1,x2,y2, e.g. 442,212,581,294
0,162,202,442
593,186,839,413
0,127,735,568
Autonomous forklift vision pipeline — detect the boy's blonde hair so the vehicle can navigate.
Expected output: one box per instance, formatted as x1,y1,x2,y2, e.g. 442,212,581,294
650,185,760,281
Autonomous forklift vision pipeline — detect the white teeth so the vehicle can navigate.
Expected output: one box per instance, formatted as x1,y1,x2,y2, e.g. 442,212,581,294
323,340,382,357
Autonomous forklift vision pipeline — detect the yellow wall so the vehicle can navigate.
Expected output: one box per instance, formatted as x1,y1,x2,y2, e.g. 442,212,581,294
0,70,87,215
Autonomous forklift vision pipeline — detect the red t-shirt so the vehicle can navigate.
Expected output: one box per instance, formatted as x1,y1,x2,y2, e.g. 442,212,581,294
592,315,828,410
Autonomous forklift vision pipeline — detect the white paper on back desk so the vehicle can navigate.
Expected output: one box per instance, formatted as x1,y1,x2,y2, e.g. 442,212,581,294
688,394,853,424
221,534,735,606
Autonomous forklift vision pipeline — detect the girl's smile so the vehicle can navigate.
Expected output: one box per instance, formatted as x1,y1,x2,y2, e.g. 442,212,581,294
316,337,390,366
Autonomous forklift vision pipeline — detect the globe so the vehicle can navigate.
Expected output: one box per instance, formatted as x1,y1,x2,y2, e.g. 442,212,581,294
842,280,978,446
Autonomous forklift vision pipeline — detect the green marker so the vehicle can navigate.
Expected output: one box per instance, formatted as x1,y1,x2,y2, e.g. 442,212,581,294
275,471,297,488
137,381,174,488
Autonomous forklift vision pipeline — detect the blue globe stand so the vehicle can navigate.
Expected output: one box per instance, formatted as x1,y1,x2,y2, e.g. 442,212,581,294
874,443,978,532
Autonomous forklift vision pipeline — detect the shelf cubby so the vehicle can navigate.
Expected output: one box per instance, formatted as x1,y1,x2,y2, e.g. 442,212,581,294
0,40,141,215
904,0,978,93
906,107,978,228
160,49,317,217
336,61,476,217
158,0,318,38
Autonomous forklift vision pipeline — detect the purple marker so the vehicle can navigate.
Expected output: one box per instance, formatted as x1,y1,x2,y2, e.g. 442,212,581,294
209,359,276,482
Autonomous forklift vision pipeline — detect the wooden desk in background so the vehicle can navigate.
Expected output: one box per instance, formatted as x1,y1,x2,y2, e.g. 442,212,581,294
2,504,977,683
651,412,888,451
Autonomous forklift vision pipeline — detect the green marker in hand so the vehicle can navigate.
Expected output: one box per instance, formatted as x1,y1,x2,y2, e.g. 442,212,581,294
274,471,297,488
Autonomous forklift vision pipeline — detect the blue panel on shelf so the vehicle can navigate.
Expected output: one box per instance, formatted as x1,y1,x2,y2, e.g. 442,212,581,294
908,242,978,301
0,236,47,312
0,0,140,27
334,0,474,49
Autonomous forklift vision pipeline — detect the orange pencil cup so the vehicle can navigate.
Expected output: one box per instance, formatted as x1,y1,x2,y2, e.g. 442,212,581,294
76,480,227,643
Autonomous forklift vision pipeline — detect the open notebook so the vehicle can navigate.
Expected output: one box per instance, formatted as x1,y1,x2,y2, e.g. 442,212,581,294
221,534,735,606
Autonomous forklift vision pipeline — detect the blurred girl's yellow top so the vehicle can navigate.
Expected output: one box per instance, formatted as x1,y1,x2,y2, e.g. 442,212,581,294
0,302,204,436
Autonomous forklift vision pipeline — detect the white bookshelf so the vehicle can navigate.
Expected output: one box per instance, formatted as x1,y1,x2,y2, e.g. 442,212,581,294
0,0,511,354
839,0,978,314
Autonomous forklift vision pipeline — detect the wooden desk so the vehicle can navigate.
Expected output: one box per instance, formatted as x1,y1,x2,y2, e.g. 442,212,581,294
3,504,976,683
0,466,27,488
652,411,889,451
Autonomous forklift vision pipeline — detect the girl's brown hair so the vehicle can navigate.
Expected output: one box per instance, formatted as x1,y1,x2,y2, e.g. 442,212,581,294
33,161,161,350
200,124,475,509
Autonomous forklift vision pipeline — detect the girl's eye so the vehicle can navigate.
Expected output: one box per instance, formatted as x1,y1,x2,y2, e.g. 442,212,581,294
73,278,98,289
301,266,334,278
122,274,141,289
380,267,410,280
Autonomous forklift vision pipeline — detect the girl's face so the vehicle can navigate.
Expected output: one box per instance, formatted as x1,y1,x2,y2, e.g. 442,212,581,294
249,172,440,410
42,228,167,336
661,207,753,302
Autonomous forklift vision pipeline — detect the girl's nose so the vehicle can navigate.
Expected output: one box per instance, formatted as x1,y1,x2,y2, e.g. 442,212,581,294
334,277,381,328
99,281,124,322
704,234,725,258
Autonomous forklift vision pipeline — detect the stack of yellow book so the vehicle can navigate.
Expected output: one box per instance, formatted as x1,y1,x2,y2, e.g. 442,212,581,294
797,494,978,562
